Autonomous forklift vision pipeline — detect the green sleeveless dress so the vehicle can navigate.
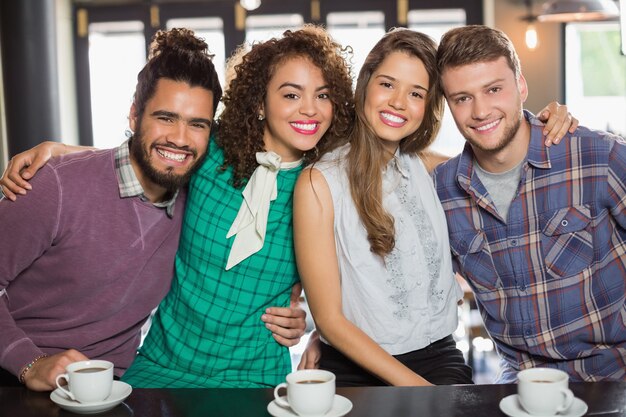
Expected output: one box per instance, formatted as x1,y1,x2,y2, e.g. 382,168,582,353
122,138,301,388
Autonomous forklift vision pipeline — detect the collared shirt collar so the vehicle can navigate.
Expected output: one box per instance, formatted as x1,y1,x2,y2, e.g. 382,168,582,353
114,140,179,217
524,110,552,170
385,147,410,179
455,142,476,192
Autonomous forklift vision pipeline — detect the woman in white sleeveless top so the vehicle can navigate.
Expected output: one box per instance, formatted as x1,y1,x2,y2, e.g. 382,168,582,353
293,29,472,386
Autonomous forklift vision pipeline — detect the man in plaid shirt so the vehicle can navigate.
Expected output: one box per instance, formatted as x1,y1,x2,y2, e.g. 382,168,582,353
433,25,626,383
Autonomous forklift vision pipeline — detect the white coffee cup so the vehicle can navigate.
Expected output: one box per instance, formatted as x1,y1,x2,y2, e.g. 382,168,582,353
55,360,114,403
274,369,336,417
517,368,574,416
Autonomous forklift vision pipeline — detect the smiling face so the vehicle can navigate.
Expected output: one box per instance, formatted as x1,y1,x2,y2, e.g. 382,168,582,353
129,78,214,199
441,56,530,170
260,56,333,162
363,51,429,155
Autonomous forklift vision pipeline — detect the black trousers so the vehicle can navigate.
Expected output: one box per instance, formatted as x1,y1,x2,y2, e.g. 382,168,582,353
0,367,21,387
320,335,474,387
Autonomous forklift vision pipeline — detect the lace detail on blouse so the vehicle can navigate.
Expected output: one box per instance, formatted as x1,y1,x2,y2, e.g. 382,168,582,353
314,145,459,354
385,169,443,320
386,248,410,319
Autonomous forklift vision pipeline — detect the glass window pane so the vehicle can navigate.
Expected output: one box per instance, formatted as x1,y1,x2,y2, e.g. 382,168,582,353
245,14,304,44
327,11,386,83
621,0,626,56
408,9,466,42
88,21,146,149
410,9,467,157
566,22,626,136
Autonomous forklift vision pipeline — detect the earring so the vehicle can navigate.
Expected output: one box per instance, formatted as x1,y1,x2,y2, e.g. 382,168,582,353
124,129,133,138
257,113,265,121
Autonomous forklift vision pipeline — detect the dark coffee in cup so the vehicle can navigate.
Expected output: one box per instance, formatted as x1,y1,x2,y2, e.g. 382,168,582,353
75,367,108,374
274,370,336,416
517,368,574,416
55,360,114,403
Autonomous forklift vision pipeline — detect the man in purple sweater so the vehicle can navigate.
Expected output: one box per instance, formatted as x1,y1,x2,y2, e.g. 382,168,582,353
0,28,304,391
0,28,219,390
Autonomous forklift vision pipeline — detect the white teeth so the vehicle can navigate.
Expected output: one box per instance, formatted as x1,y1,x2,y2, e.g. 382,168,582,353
476,120,499,131
157,149,186,162
381,112,405,124
291,122,316,131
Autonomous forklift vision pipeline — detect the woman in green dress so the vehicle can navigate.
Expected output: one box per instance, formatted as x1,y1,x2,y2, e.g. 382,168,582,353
120,25,354,388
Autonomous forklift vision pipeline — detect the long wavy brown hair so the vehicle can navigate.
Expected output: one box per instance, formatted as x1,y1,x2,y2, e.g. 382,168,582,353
347,28,443,257
217,25,355,188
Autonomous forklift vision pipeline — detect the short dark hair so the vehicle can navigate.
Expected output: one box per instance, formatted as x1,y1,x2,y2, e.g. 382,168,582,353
133,28,222,120
437,25,521,80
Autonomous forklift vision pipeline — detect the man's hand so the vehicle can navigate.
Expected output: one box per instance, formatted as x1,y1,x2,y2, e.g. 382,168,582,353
262,283,307,347
297,330,321,370
23,349,88,391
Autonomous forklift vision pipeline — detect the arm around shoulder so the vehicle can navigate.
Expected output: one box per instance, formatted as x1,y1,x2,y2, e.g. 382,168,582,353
0,141,94,200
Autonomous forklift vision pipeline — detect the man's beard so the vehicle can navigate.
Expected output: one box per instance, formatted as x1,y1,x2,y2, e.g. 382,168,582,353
129,122,207,192
464,113,523,155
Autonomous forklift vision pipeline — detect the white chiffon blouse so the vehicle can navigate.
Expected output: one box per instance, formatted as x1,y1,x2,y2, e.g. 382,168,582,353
313,144,462,355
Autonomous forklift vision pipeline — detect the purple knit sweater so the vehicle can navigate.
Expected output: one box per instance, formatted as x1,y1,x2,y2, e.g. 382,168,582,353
0,148,185,377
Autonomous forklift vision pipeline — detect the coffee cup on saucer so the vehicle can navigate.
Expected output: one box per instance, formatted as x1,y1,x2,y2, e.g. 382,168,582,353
55,360,114,403
517,368,574,416
273,369,336,417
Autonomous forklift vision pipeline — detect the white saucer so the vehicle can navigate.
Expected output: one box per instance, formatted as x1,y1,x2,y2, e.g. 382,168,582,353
267,394,353,417
50,380,132,415
499,394,588,417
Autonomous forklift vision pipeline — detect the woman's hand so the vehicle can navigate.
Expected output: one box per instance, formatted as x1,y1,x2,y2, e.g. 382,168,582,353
297,330,321,370
537,102,579,146
1,141,71,200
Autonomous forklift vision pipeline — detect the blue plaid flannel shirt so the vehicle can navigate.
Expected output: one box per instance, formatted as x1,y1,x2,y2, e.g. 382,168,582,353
433,111,626,383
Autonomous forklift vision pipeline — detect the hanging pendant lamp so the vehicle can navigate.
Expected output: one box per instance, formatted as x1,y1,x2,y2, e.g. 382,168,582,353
538,0,620,22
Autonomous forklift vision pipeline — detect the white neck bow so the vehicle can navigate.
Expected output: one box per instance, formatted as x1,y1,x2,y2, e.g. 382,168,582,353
225,151,302,270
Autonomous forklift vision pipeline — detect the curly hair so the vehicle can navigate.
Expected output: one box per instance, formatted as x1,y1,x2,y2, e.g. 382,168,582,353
133,28,222,120
347,28,443,257
218,25,355,188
